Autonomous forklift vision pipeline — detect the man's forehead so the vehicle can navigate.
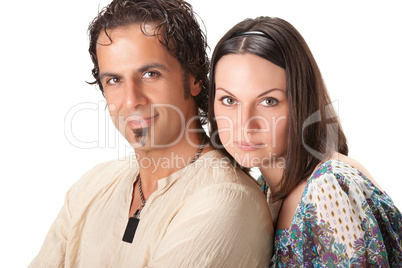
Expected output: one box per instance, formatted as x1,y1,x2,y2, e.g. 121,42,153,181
95,21,184,77
96,23,159,48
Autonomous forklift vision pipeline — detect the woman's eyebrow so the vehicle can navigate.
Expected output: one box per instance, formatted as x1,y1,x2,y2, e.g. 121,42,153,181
216,87,286,98
257,88,286,98
216,88,236,97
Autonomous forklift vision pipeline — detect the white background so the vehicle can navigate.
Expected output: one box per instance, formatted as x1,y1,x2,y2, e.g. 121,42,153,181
1,0,401,266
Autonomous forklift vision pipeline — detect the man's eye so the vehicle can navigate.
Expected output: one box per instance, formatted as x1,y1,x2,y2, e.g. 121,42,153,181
260,98,278,107
220,96,237,106
107,78,121,85
143,71,158,78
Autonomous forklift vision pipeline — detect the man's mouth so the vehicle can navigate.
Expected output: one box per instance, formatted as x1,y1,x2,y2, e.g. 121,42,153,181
125,114,158,129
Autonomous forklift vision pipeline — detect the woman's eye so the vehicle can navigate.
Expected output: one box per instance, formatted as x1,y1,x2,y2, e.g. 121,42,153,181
260,98,278,107
221,97,237,106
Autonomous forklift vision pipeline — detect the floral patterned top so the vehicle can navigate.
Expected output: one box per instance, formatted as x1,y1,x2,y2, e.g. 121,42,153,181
264,160,402,267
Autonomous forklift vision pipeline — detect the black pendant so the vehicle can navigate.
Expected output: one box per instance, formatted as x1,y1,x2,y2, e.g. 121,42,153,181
122,210,140,243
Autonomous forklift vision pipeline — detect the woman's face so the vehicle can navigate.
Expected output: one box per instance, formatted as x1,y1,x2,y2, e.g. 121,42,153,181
214,53,288,168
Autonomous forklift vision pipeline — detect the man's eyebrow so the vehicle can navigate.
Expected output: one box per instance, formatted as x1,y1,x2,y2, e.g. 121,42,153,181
99,72,119,82
137,63,169,73
99,63,169,82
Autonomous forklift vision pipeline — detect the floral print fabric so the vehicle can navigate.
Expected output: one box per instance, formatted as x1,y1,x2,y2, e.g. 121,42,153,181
269,160,402,267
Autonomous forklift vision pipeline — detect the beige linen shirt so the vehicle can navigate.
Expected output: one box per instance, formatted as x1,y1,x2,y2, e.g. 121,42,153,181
30,150,273,267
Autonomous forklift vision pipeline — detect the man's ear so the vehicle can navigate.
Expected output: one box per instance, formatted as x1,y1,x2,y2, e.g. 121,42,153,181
189,75,202,97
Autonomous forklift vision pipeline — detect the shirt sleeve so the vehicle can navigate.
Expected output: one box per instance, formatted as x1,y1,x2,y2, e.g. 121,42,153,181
28,159,120,267
146,182,274,268
28,187,73,268
295,172,391,266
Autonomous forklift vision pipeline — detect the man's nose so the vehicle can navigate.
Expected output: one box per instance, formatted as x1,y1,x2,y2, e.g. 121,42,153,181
124,80,148,109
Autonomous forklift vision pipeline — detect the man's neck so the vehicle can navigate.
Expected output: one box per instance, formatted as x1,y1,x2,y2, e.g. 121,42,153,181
135,130,212,198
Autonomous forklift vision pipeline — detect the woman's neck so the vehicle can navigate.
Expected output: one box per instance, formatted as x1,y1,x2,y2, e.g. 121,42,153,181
259,157,285,196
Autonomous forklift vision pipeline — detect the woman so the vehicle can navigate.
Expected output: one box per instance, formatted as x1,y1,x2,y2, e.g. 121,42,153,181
208,16,402,267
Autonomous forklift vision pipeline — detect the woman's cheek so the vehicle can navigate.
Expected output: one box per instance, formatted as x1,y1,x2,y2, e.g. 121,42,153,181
216,117,232,147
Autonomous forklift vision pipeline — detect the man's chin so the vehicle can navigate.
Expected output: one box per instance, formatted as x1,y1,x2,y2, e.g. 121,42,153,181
132,126,149,138
125,127,149,147
130,141,148,149
127,135,149,149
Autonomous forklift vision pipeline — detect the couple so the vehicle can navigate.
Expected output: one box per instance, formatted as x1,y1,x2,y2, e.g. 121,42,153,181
30,0,402,267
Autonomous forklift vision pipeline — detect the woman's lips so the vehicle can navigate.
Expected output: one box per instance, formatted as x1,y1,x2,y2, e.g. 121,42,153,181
126,115,158,129
235,141,265,151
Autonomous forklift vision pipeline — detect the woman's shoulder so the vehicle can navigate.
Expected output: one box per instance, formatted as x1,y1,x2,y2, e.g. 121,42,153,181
279,154,381,228
272,154,402,267
305,153,381,194
328,153,382,190
300,153,401,243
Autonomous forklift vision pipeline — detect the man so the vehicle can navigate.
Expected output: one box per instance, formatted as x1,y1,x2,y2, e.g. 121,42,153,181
29,0,273,267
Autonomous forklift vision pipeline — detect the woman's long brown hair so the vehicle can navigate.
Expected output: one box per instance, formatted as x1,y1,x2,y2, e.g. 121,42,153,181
208,16,348,202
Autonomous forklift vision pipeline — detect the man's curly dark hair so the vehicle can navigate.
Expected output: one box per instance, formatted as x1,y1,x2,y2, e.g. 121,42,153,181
88,0,209,123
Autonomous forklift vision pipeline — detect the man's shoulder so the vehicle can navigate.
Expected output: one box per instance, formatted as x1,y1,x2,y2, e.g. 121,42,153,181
172,151,273,237
183,150,262,195
67,157,134,200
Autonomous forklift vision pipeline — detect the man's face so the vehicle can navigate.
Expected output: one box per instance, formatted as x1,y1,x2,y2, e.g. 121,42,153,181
96,24,201,152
